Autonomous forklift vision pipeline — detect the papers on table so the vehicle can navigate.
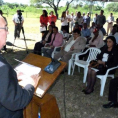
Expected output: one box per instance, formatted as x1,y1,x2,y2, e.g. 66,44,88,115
14,59,44,98
14,59,41,76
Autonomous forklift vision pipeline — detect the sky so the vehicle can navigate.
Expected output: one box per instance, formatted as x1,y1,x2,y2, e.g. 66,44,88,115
3,0,67,6
4,0,30,4
3,0,111,7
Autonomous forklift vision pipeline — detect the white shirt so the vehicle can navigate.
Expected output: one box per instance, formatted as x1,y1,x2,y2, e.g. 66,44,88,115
13,13,24,23
102,53,109,62
61,17,68,26
70,15,75,23
63,33,69,38
74,16,83,25
107,16,114,23
64,39,76,52
66,14,71,22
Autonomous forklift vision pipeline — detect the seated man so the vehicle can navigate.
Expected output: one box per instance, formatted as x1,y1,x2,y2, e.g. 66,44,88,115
54,29,86,70
42,26,63,57
81,23,91,39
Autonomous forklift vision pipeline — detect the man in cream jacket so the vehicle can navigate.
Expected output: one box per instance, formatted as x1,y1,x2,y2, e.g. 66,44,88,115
54,29,86,68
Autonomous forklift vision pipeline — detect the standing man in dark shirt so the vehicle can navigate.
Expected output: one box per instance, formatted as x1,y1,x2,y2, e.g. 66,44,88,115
96,10,106,27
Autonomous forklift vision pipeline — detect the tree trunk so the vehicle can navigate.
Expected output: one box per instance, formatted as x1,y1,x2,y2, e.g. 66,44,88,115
54,7,58,19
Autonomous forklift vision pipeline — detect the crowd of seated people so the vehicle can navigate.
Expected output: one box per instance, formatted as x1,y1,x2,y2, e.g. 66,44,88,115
33,9,118,109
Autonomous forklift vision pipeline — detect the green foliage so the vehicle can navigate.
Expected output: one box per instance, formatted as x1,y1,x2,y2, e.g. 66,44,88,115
106,3,118,12
93,6,102,11
1,2,118,19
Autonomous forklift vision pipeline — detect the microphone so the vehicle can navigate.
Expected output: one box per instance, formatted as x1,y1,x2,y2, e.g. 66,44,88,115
43,47,61,74
6,41,26,49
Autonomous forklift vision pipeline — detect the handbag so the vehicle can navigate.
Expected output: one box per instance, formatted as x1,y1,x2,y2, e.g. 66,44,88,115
89,60,105,70
40,26,46,32
89,60,99,68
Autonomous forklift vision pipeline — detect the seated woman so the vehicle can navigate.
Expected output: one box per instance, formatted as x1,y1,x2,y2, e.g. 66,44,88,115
82,36,118,94
33,25,53,55
88,28,104,48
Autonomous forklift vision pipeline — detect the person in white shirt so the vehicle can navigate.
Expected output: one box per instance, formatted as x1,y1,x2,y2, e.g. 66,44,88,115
61,28,69,42
93,13,98,24
13,10,24,38
61,11,68,33
66,10,71,33
108,25,118,44
70,12,75,32
74,12,83,27
106,13,114,35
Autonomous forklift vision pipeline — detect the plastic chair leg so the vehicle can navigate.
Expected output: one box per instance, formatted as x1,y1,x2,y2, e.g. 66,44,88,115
72,63,75,75
100,76,107,96
83,67,88,83
68,59,71,75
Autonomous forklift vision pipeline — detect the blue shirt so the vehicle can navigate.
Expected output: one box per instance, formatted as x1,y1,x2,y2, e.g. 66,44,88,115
81,28,91,37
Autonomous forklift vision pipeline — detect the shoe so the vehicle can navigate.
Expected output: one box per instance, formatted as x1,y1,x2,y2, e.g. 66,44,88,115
103,102,118,108
82,89,87,92
84,89,94,95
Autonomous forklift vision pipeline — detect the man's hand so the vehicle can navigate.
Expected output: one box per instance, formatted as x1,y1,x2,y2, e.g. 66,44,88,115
30,74,41,88
61,46,64,50
42,40,46,45
17,71,41,88
50,45,54,49
70,46,74,51
45,44,50,47
15,23,17,26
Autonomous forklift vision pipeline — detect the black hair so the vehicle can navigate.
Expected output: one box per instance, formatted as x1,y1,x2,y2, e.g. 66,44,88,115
113,24,118,32
116,18,118,22
53,26,58,31
61,11,66,18
101,10,104,13
43,10,48,17
73,29,80,35
106,36,116,46
51,21,55,24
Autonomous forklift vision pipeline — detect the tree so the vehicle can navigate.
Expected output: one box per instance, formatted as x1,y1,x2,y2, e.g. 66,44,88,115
30,0,76,18
0,0,3,6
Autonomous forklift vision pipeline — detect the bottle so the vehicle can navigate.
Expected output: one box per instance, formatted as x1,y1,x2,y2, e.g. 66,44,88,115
38,112,40,118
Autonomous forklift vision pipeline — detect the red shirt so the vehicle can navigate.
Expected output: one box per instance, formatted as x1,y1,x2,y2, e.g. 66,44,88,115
48,15,57,25
40,15,48,26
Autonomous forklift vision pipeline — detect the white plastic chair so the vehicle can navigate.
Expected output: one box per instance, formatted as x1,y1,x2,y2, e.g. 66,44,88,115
97,66,118,96
72,47,101,83
68,52,82,75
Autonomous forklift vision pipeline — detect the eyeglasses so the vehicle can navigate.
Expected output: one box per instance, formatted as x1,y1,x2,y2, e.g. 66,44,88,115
0,26,8,31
